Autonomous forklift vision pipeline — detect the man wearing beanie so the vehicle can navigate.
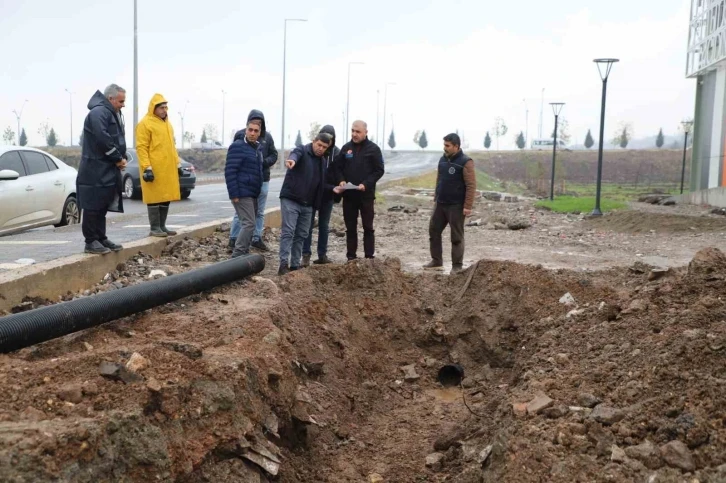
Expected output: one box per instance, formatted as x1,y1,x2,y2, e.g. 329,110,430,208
302,124,340,266
135,94,181,237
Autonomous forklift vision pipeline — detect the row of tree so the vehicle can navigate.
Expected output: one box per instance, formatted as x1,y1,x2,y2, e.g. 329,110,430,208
2,126,55,147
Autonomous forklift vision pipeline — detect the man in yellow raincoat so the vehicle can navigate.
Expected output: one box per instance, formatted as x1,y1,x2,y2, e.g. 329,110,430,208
136,94,181,237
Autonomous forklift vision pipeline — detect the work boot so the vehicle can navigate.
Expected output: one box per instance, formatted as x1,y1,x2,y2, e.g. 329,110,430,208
252,239,270,252
228,238,237,250
158,205,177,235
451,264,464,274
313,255,332,265
147,206,168,237
100,239,123,252
302,254,311,268
423,260,444,270
84,240,111,255
278,262,289,276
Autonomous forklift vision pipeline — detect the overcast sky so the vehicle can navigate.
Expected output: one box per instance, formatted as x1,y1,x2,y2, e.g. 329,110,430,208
1,0,695,151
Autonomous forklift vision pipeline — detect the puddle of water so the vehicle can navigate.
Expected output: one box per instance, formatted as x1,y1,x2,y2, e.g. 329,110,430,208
429,387,462,403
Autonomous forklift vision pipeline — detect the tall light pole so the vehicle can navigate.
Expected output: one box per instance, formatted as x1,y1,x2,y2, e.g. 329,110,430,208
592,58,619,217
376,89,380,143
281,18,307,163
523,98,529,147
345,61,364,134
549,102,565,200
178,100,189,148
221,89,226,146
133,0,139,147
381,82,396,152
64,89,73,146
680,120,694,194
12,100,28,145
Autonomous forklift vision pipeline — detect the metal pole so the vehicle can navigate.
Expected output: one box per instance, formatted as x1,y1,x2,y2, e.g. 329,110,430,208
65,89,73,146
281,20,287,162
550,114,559,201
524,99,529,147
382,86,388,151
133,0,138,148
681,131,689,194
539,88,544,139
346,63,351,135
376,89,380,143
221,90,226,146
593,78,608,216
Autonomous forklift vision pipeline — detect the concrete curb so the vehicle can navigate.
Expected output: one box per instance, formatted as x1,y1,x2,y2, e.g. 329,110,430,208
0,207,281,313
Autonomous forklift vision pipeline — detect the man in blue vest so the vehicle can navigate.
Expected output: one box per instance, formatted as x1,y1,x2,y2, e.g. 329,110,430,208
423,133,476,274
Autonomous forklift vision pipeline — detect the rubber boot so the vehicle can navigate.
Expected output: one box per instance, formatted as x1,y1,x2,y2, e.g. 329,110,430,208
159,204,177,235
147,205,168,237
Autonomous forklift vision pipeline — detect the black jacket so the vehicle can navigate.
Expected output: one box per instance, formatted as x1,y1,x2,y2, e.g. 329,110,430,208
320,124,340,204
77,90,126,212
233,109,278,182
280,143,334,208
333,137,385,200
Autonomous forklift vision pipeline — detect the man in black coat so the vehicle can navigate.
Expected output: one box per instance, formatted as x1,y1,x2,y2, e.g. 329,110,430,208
77,84,127,255
333,120,385,260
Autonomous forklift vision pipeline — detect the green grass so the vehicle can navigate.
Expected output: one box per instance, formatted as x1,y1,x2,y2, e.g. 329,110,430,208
535,196,627,214
563,183,679,202
384,168,515,192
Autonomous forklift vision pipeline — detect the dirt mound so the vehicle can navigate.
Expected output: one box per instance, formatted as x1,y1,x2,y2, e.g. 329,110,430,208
584,211,726,234
2,248,726,481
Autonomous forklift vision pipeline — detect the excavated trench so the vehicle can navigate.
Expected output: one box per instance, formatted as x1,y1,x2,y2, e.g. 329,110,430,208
3,250,726,482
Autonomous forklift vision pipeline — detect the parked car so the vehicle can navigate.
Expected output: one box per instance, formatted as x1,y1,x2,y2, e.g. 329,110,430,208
121,149,196,200
0,146,80,236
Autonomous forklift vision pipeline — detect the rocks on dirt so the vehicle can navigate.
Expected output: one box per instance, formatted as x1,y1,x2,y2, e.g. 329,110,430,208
625,440,663,469
660,440,695,472
240,444,282,477
589,404,625,425
125,352,149,373
559,292,577,306
57,383,83,404
425,452,445,471
98,361,143,384
526,393,554,415
147,269,167,279
146,378,162,393
400,364,421,382
481,191,502,202
688,247,726,274
507,220,531,231
160,341,203,360
577,393,602,409
368,473,384,483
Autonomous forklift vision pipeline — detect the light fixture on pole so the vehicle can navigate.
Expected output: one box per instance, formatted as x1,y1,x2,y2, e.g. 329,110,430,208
11,100,28,145
221,90,226,146
549,102,565,201
133,0,139,147
281,18,307,163
345,61,364,134
591,58,619,217
65,89,74,146
680,120,694,194
178,100,189,148
381,82,396,152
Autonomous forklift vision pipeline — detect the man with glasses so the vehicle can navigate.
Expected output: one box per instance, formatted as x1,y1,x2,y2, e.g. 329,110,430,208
77,84,127,255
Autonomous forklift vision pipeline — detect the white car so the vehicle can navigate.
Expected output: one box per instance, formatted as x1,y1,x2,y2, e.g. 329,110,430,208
0,146,80,235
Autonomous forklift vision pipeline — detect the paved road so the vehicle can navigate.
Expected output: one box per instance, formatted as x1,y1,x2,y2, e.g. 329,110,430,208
0,151,439,269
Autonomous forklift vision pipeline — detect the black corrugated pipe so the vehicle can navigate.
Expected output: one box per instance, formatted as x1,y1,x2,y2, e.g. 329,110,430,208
0,254,265,353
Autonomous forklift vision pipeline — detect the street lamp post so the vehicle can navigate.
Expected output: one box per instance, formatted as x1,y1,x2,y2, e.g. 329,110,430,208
345,62,365,135
12,100,28,145
592,58,619,217
549,103,565,201
523,98,529,147
381,82,396,152
376,89,380,143
680,121,694,194
133,0,138,147
221,90,226,146
281,18,307,164
65,89,73,146
178,100,189,148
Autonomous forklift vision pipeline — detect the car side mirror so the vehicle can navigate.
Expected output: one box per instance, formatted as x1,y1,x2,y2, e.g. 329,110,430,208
0,169,20,181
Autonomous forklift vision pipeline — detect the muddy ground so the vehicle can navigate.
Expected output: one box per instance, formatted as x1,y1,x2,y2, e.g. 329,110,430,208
1,193,726,482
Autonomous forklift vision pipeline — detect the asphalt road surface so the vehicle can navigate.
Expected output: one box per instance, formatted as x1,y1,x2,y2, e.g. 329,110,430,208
0,151,439,270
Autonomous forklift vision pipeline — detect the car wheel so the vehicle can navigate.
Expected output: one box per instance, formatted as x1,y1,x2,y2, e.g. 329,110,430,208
123,176,137,199
56,196,81,227
181,189,191,200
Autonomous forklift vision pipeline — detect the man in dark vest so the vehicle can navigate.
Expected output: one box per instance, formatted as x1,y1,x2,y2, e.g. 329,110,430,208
423,133,476,274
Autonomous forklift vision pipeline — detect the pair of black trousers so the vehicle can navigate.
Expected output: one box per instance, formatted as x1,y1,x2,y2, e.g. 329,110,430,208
81,209,108,245
429,203,465,265
343,197,375,259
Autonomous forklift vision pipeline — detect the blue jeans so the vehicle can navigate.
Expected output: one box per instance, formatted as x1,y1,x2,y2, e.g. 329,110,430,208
303,199,334,258
230,181,269,241
279,198,313,268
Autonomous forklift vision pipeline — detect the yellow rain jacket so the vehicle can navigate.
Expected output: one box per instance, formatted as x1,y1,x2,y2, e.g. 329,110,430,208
136,93,181,204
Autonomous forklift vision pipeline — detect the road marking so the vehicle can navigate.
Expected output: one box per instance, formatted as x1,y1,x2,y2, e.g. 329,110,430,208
0,241,71,245
123,225,186,228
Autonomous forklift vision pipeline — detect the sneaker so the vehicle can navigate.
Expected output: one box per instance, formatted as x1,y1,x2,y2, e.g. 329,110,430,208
302,254,311,268
84,240,111,255
100,239,123,252
423,260,444,270
313,255,332,265
278,263,289,276
251,239,270,252
451,264,464,274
